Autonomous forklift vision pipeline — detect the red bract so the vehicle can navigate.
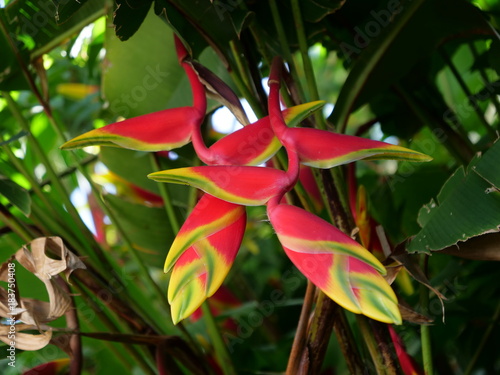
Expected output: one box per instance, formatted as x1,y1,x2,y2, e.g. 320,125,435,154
164,194,246,273
167,195,246,323
267,202,402,324
146,51,431,325
61,35,206,152
22,358,70,375
148,166,291,206
285,127,432,168
60,107,200,151
192,101,324,166
388,326,424,375
265,57,402,324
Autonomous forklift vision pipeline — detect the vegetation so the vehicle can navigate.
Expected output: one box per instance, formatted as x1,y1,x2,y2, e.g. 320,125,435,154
1,0,499,374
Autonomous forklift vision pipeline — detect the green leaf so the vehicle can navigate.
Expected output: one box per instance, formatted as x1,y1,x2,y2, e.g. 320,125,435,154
53,0,90,24
3,0,106,59
105,193,174,256
154,0,251,63
329,0,497,130
302,0,345,22
113,0,153,41
0,177,31,216
0,10,30,90
407,140,500,253
103,7,187,119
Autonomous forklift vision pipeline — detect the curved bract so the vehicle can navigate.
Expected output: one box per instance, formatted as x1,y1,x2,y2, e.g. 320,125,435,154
148,166,290,206
60,107,200,152
164,194,246,273
281,127,432,168
168,210,246,324
199,101,325,166
268,203,402,324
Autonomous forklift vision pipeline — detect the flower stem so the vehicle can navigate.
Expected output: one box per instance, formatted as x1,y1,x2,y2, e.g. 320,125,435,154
0,205,33,243
150,154,181,233
229,40,265,118
286,280,316,374
357,316,387,375
201,301,237,375
420,255,433,375
269,0,306,103
290,0,326,130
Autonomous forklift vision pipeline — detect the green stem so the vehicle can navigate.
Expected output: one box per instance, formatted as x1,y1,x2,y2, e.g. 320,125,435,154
1,137,58,219
420,255,433,375
290,0,326,130
0,205,33,243
150,154,180,232
229,41,265,118
269,0,307,103
2,91,107,269
201,301,236,375
72,279,156,375
357,316,386,375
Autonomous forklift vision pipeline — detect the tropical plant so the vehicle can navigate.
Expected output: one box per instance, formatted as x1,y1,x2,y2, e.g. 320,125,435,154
1,0,499,374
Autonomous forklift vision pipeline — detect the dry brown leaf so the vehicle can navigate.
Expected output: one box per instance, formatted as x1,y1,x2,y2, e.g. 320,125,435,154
439,232,500,261
0,237,85,351
398,302,433,324
384,264,403,285
0,323,52,351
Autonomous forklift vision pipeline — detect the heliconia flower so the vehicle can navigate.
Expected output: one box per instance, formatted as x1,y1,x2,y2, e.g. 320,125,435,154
22,358,70,375
148,166,291,206
388,325,424,375
267,203,402,324
267,57,430,169
192,101,325,166
61,35,206,152
93,171,163,207
88,192,106,244
167,200,246,324
279,127,432,168
164,194,246,272
60,107,201,151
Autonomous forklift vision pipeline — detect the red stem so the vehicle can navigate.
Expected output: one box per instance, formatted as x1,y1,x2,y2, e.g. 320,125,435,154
190,123,213,165
174,34,207,119
181,61,207,118
267,57,300,209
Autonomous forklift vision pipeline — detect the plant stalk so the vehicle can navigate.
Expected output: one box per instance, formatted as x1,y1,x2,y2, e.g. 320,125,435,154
201,301,237,375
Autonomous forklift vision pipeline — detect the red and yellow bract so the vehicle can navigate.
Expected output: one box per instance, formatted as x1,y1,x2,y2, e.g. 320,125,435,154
167,195,246,324
148,166,291,206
